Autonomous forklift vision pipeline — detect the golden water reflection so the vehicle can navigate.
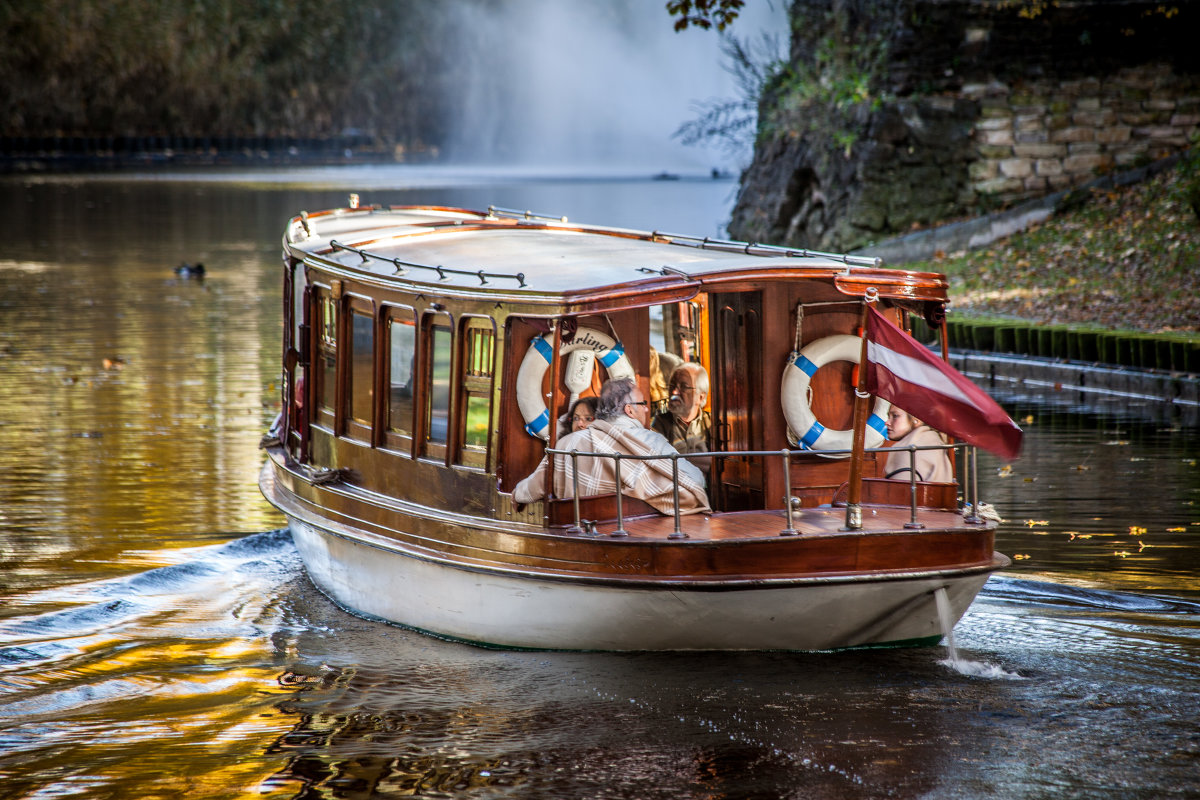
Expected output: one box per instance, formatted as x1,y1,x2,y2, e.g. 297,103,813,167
0,182,292,596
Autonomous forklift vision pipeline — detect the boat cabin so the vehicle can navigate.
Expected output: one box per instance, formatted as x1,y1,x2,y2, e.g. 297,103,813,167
272,204,959,530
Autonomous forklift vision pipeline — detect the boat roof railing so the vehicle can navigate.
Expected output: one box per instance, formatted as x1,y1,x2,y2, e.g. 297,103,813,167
646,232,883,268
328,240,528,288
484,203,882,269
322,205,883,290
486,205,569,224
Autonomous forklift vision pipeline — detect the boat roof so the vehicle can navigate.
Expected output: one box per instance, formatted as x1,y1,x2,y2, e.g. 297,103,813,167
284,204,949,308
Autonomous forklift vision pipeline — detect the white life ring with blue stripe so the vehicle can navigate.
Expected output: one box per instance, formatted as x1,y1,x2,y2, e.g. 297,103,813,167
516,327,635,439
782,334,889,456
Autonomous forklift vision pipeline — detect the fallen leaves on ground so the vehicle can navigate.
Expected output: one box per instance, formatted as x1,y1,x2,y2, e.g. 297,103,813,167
919,162,1200,334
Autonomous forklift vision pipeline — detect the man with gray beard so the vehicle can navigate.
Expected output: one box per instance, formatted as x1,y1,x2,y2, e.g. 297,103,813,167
651,362,712,476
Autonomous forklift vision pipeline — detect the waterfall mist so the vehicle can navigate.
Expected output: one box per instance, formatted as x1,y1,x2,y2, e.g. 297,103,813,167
439,0,784,172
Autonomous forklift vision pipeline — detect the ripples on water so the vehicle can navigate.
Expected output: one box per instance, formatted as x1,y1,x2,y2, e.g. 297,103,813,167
1,173,1198,798
3,534,1198,799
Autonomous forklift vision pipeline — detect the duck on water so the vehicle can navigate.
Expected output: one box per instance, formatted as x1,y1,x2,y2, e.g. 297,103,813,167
258,202,1022,651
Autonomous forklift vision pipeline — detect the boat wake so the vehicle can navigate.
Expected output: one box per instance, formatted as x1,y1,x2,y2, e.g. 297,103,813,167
0,529,301,674
981,575,1200,614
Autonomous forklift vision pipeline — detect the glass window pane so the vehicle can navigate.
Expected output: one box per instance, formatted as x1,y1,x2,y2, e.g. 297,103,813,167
427,325,451,445
292,263,305,345
320,349,336,410
388,317,416,435
349,310,374,425
318,296,336,411
465,327,494,377
464,393,490,448
320,296,337,346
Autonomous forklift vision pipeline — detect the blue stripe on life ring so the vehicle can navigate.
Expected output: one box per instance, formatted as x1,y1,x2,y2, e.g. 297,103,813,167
800,420,825,449
868,412,887,439
531,335,554,363
524,409,550,437
791,354,819,379
598,341,624,368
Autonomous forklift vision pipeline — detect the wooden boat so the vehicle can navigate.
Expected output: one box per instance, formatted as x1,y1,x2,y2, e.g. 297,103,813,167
259,201,1010,651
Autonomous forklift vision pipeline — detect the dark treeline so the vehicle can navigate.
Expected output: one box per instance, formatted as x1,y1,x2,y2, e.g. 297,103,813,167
0,0,478,156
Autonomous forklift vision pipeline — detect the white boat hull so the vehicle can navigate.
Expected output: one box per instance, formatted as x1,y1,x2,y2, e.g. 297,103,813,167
286,515,997,651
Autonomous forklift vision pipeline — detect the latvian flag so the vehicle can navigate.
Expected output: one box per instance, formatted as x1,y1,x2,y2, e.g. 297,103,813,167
865,305,1023,460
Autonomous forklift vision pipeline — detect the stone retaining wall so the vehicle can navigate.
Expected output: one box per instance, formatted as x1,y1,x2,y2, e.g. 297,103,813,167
969,65,1200,205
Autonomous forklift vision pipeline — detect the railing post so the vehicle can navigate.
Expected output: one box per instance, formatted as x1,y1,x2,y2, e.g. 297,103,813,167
904,445,924,529
669,455,685,539
566,450,585,535
964,445,983,524
610,453,628,537
780,449,798,535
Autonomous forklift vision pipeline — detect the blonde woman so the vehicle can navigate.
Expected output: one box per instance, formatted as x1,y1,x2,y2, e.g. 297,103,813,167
884,407,954,483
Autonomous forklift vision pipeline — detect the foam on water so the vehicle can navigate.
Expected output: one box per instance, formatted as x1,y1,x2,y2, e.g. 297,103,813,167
935,586,1026,679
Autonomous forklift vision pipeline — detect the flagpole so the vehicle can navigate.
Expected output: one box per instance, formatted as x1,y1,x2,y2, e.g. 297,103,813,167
843,288,877,531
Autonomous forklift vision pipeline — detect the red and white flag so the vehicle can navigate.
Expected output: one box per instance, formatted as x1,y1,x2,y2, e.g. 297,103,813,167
864,306,1023,460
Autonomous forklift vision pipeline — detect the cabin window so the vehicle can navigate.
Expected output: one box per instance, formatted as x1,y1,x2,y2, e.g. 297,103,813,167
457,318,495,468
386,307,417,449
347,306,375,433
317,292,337,415
292,262,306,348
648,298,708,412
424,318,453,455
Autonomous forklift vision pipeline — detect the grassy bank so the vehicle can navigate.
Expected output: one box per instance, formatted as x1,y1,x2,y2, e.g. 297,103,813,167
910,158,1199,337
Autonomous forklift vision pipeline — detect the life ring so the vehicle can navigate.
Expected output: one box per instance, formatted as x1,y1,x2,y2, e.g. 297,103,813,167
516,327,635,439
781,334,889,455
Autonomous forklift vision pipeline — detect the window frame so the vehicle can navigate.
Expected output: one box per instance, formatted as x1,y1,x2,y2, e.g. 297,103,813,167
456,315,497,470
418,310,454,463
343,295,377,443
312,283,339,430
382,304,417,456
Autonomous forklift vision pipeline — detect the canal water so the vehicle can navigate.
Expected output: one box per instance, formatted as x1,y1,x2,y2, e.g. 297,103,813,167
1,169,1198,799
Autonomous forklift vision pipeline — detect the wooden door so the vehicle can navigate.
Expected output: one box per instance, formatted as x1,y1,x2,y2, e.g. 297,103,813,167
710,292,764,511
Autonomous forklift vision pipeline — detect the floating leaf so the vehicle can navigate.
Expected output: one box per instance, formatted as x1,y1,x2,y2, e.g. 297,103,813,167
996,465,1013,477
1128,525,1147,536
1013,554,1031,560
1025,519,1049,527
1167,526,1186,532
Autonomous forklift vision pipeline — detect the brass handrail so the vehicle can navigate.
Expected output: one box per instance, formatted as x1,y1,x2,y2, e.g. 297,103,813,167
543,441,979,537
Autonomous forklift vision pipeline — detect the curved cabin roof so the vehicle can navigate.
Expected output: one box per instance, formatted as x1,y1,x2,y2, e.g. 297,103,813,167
284,205,949,314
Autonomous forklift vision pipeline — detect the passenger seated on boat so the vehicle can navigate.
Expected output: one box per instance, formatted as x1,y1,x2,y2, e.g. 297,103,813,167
559,396,598,436
513,377,710,514
883,406,954,483
651,362,712,468
648,348,683,413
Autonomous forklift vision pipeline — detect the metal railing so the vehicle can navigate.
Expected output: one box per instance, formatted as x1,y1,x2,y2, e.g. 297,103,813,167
542,441,983,538
328,239,528,287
